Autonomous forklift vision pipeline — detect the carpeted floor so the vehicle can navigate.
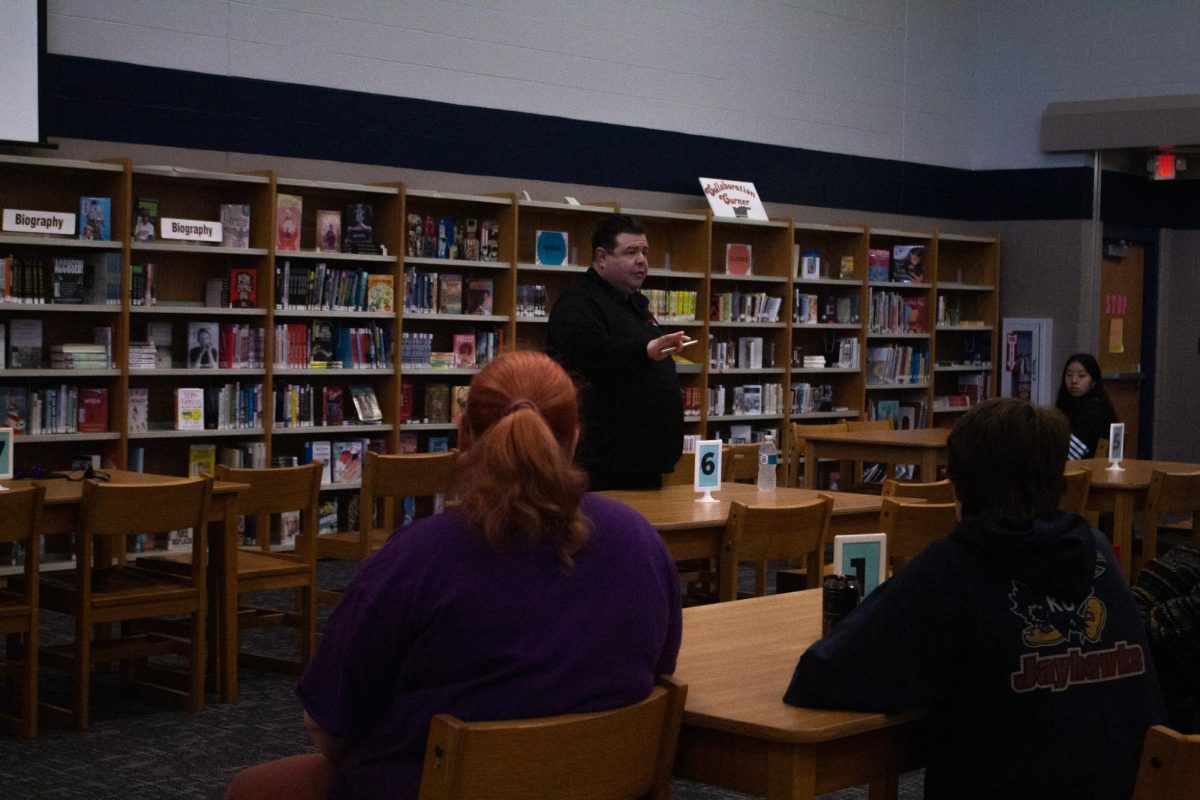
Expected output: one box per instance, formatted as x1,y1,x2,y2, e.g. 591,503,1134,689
1,560,925,799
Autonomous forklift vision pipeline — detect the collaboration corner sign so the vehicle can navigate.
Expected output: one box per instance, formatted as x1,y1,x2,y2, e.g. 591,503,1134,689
699,177,769,221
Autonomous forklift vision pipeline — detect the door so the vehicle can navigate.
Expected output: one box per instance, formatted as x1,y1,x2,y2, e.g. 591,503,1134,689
1098,243,1144,455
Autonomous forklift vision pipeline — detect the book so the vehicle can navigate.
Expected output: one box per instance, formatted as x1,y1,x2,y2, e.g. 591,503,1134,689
0,324,4,370
1,387,28,434
128,387,149,432
366,274,394,312
839,256,855,280
437,274,463,314
331,439,364,483
188,443,217,477
316,209,342,253
725,243,752,275
77,388,108,432
220,203,251,248
534,230,568,266
424,382,450,423
133,197,158,242
343,203,374,247
276,193,303,252
51,257,87,303
91,252,122,305
317,495,340,534
79,196,112,241
147,321,173,368
304,439,333,484
875,398,900,425
399,381,414,422
466,277,494,314
310,319,336,364
349,384,383,423
452,385,470,422
175,387,205,430
322,385,345,426
800,249,820,279
729,423,753,444
867,249,891,282
427,435,450,453
229,267,256,308
8,318,42,368
186,321,219,368
453,333,476,369
398,432,418,453
891,244,926,283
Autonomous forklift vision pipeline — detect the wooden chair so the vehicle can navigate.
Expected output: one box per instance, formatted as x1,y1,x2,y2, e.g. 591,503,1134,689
789,421,847,488
139,462,322,703
316,451,457,609
1138,469,1200,575
719,497,832,601
1059,469,1092,515
0,485,44,738
39,477,212,730
844,418,894,488
879,497,958,572
418,676,687,800
1095,438,1110,460
1132,725,1200,800
727,442,762,484
881,478,956,503
663,446,733,487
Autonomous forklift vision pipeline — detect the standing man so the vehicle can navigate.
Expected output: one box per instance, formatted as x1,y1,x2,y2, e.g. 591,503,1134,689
548,214,689,490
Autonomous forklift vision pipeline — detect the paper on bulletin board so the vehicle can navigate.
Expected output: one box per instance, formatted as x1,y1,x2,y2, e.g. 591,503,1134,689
1108,318,1125,354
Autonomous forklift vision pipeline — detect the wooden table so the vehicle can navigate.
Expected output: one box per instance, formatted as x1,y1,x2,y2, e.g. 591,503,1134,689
802,428,950,489
674,590,922,799
8,470,248,703
1074,457,1200,578
598,483,883,562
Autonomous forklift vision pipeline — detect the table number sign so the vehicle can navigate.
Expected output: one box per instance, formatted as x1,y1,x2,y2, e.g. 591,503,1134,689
833,533,888,599
693,440,722,503
0,427,13,485
1107,422,1126,471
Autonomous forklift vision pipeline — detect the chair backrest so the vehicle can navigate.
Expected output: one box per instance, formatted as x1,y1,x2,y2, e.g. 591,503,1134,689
846,418,894,432
879,497,958,571
663,446,732,487
720,497,832,600
80,477,212,589
359,451,457,556
881,478,955,503
0,484,45,604
1095,438,1110,459
1132,725,1200,800
1059,469,1092,515
1139,470,1200,572
789,421,848,486
418,676,687,800
727,443,761,484
216,462,322,560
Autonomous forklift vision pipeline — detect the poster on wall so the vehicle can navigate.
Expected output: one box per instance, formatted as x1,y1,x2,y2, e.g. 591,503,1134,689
698,178,769,221
1000,318,1054,407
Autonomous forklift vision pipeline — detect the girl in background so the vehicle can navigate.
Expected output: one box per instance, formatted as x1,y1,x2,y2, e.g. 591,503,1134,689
1055,352,1117,459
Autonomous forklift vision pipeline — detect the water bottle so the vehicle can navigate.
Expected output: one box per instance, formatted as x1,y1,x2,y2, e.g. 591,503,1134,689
757,434,778,491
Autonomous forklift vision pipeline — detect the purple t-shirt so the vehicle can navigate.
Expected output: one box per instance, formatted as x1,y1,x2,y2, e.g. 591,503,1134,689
298,493,682,800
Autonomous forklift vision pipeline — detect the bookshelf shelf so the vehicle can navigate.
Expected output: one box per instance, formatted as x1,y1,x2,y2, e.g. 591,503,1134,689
3,369,120,378
275,250,394,264
272,424,393,436
131,243,270,257
0,235,121,251
129,427,267,440
16,432,122,444
130,306,268,317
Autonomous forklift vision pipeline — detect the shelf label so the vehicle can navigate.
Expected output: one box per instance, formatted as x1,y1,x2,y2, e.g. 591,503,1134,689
2,208,75,235
161,217,223,243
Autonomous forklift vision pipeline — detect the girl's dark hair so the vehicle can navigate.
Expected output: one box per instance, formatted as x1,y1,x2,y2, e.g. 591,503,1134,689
455,351,589,565
947,398,1069,523
1055,352,1118,422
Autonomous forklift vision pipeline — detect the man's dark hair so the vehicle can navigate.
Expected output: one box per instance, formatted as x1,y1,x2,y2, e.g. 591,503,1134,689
591,214,645,254
947,397,1069,523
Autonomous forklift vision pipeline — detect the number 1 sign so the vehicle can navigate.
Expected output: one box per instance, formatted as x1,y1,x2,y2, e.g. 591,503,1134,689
693,440,722,503
833,533,888,599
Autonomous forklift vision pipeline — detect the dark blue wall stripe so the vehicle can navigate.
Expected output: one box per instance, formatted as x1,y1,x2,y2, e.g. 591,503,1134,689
40,54,1200,226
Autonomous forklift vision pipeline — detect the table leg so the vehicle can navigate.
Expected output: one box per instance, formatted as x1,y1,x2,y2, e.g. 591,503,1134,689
919,451,937,483
804,441,819,490
215,495,240,703
765,742,818,800
1112,494,1135,581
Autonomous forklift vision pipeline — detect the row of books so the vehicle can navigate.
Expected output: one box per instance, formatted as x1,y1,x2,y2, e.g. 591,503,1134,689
516,283,548,317
0,385,108,435
793,290,861,325
128,322,266,370
274,383,382,428
403,270,494,315
302,438,373,485
710,291,782,323
866,344,929,385
708,336,775,370
868,290,928,334
727,424,782,445
787,338,859,370
682,386,703,418
406,214,501,262
400,330,502,370
163,384,263,431
273,321,393,369
399,381,467,425
275,261,394,312
708,383,786,417
867,246,928,284
870,398,928,430
792,382,835,415
642,289,698,322
276,197,377,254
1,253,121,305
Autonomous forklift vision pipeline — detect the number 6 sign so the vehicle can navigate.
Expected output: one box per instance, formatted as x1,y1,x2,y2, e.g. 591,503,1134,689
693,440,722,503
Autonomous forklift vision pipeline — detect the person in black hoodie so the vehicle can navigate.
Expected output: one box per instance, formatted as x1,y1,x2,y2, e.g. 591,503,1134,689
784,398,1164,800
1056,352,1117,459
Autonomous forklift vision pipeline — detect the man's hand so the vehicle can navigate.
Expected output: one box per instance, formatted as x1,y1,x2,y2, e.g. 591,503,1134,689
647,330,690,361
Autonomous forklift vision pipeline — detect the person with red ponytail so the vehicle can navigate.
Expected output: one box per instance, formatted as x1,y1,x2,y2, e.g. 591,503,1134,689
226,351,682,800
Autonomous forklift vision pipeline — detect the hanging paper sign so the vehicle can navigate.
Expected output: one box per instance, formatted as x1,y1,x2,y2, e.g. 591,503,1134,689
699,177,769,221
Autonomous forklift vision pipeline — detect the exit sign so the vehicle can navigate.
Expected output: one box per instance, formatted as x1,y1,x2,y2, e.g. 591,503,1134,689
1154,154,1177,180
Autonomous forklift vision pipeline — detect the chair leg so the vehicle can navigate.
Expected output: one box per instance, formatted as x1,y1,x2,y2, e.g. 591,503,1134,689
73,616,90,731
298,584,316,670
21,620,37,739
190,608,206,714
